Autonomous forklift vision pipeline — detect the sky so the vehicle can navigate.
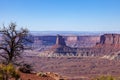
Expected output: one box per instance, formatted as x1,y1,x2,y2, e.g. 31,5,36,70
0,0,120,31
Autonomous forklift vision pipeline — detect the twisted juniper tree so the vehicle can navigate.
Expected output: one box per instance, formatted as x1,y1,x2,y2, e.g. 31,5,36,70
0,23,31,65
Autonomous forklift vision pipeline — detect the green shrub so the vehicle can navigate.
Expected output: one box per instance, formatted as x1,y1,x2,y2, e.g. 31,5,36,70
92,75,115,80
19,64,33,73
0,73,3,80
0,63,20,80
11,70,20,79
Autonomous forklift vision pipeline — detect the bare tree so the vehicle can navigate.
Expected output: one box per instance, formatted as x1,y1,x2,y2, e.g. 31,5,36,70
0,22,31,65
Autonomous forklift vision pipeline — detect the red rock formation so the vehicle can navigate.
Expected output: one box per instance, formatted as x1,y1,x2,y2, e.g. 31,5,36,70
56,34,66,46
51,35,77,54
66,36,78,42
99,34,120,45
52,35,66,49
40,34,120,57
92,34,120,56
66,36,100,48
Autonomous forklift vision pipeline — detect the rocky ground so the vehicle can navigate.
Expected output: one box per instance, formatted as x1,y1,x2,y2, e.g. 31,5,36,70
17,72,55,80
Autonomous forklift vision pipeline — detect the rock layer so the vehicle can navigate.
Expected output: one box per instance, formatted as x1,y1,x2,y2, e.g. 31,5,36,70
99,34,120,45
66,36,100,48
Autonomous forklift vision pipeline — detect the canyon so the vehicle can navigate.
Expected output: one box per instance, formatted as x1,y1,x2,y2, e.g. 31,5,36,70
27,33,120,57
2,33,120,80
32,34,120,48
23,33,120,80
32,35,100,48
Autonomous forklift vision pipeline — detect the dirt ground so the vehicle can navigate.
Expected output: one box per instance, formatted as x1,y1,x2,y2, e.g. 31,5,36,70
22,56,120,80
18,72,55,80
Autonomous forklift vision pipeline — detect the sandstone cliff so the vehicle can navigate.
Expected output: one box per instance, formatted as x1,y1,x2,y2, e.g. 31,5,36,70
56,34,66,46
31,35,100,48
38,34,120,57
66,36,100,48
93,34,120,56
39,35,77,57
52,35,77,54
99,34,120,45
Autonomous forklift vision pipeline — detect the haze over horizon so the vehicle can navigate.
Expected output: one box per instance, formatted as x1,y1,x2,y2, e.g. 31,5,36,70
0,0,120,31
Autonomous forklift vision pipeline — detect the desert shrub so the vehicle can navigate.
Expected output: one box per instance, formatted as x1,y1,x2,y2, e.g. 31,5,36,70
92,75,115,80
0,63,20,80
36,72,47,77
0,73,3,80
19,64,33,73
11,70,20,80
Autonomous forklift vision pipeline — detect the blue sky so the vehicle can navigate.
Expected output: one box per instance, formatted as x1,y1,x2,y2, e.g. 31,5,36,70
0,0,120,31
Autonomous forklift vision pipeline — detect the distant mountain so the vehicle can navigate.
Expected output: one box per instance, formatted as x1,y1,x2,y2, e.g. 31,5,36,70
30,31,120,36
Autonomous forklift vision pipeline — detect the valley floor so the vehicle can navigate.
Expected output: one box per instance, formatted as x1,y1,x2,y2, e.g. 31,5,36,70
22,56,120,80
